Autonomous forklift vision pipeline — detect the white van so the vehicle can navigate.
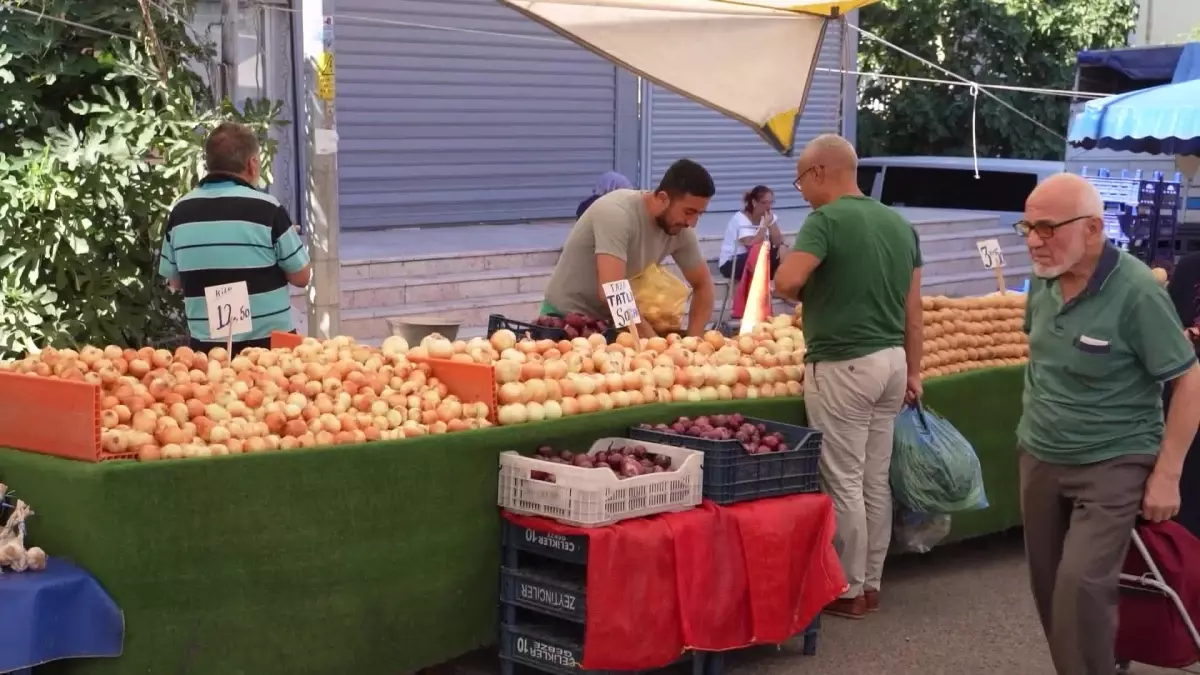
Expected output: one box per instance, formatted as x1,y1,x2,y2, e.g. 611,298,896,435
856,156,1065,227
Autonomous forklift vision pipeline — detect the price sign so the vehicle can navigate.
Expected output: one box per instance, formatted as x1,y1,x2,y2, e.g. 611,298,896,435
205,281,252,340
601,279,641,329
315,53,335,101
976,238,1006,270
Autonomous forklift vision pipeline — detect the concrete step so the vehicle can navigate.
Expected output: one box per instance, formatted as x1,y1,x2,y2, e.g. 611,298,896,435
911,216,1000,236
920,227,1023,255
923,266,1033,297
922,245,1030,278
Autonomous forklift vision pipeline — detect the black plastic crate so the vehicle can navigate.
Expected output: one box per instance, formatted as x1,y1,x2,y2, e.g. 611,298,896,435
501,566,587,623
488,314,621,344
629,417,822,505
503,521,590,565
499,618,703,675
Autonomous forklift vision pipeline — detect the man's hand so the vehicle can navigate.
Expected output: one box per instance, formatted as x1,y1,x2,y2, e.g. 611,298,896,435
904,373,922,405
1186,326,1199,343
1142,468,1182,523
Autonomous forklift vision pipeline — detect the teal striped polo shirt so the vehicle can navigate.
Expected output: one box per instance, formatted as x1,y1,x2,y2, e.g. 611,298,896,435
158,175,310,342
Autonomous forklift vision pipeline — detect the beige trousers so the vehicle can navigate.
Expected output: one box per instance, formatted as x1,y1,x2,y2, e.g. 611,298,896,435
804,346,907,599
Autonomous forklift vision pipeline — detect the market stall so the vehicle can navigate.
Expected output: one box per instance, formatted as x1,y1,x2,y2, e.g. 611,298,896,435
0,298,1027,675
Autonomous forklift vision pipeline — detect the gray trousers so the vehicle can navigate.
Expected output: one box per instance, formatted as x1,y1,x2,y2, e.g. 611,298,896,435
1018,450,1154,675
805,347,907,599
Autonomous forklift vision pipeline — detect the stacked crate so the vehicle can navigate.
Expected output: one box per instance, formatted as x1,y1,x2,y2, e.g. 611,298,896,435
498,521,703,675
498,521,820,674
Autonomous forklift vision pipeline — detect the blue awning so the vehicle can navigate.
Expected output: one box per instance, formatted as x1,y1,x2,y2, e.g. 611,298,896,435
1068,77,1200,155
1077,44,1185,83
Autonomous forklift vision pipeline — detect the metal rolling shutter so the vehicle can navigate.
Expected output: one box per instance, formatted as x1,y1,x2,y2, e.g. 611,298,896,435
334,0,625,228
643,21,846,212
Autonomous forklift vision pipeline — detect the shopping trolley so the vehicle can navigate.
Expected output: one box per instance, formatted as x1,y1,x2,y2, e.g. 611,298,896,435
1115,525,1200,673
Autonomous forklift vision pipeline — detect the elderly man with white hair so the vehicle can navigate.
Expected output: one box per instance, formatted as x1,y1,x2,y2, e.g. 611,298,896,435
775,133,924,620
1016,173,1200,675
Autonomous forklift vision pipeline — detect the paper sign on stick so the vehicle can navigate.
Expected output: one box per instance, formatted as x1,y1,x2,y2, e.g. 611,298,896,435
975,239,1006,270
975,239,1008,294
602,279,641,329
205,282,252,346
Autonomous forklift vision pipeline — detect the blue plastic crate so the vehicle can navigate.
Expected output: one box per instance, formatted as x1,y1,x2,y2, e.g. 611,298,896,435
503,521,589,565
701,615,820,675
629,417,822,505
501,566,587,623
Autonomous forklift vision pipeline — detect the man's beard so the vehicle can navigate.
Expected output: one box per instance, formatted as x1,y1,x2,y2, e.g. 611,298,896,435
656,215,681,234
1032,242,1085,279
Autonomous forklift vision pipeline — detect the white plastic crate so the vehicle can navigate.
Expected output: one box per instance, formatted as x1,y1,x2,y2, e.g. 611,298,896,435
497,438,703,527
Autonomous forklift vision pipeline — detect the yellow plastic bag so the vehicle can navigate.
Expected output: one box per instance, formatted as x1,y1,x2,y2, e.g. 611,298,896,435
629,264,689,334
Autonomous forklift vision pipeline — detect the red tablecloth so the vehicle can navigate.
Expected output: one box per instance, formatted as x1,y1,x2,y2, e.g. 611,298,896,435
502,493,846,670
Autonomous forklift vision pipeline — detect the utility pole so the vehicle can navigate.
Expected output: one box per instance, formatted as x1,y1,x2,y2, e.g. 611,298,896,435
219,0,238,101
301,0,342,338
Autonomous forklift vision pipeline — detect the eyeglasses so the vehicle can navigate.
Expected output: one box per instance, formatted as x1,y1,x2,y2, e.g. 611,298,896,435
1013,215,1093,240
793,165,822,192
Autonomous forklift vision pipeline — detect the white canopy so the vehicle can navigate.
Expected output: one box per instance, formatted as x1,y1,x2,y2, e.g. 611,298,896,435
497,0,880,155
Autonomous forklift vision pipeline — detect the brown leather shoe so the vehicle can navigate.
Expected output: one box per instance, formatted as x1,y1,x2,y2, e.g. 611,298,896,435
864,589,880,612
823,595,867,619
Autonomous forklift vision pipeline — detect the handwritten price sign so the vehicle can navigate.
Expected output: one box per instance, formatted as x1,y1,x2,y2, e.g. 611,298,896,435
602,279,641,329
975,238,1006,270
204,281,252,340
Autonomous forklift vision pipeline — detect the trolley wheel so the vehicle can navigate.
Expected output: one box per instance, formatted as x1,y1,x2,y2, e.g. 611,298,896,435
1115,660,1131,674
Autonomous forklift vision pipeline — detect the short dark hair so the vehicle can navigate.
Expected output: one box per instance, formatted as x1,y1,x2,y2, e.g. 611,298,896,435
656,159,715,199
204,122,260,175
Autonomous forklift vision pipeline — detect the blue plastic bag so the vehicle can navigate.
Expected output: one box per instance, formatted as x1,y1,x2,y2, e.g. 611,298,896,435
890,403,989,514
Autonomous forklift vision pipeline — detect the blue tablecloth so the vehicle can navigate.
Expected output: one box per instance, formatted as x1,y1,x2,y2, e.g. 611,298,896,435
0,557,123,674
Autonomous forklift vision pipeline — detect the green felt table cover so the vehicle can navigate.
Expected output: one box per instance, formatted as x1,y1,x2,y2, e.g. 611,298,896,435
0,366,1024,675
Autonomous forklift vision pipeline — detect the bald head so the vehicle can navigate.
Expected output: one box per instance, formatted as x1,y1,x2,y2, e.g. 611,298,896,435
794,134,860,208
1023,173,1107,280
1027,173,1103,220
800,133,858,173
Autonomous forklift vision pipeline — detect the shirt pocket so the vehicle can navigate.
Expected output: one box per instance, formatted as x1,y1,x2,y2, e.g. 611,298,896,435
1067,334,1113,379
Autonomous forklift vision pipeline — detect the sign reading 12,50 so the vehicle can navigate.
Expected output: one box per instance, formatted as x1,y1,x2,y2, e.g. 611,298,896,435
204,281,252,339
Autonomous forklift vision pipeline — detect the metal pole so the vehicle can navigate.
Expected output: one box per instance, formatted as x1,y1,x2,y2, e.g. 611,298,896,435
302,0,342,338
220,0,238,101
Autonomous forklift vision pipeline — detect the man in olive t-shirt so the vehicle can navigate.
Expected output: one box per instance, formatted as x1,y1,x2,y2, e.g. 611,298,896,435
542,160,716,337
1014,174,1200,675
774,134,924,621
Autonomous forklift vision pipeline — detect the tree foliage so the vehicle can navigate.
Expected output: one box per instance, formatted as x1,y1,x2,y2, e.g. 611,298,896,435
856,0,1138,160
0,1,284,359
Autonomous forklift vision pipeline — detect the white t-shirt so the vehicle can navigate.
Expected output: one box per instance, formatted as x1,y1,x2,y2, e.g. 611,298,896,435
718,211,760,267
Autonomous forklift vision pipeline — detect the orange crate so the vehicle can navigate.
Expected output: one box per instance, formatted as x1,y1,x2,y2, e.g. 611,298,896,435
407,355,498,424
0,371,134,462
270,331,304,350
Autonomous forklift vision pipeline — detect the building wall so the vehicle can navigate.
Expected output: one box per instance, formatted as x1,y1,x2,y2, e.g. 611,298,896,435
189,1,301,221
1133,0,1200,46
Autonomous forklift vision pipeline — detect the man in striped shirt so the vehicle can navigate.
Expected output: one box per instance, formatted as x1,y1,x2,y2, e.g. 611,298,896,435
159,122,311,354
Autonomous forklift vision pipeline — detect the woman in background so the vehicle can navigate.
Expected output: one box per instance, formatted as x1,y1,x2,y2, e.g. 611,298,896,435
577,171,633,218
1166,252,1200,537
718,185,783,279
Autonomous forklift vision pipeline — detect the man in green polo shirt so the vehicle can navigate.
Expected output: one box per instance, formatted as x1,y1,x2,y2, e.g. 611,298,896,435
1016,173,1200,675
775,134,924,620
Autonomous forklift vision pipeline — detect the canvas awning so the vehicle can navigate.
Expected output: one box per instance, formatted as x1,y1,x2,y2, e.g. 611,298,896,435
498,0,881,155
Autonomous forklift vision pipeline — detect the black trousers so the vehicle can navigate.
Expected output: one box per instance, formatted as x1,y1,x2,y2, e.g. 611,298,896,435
189,330,296,357
719,245,782,280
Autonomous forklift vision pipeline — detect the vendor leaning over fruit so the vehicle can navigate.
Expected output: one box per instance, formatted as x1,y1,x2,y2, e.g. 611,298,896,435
541,159,717,338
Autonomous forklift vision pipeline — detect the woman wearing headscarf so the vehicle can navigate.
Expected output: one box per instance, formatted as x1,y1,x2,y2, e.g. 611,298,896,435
1165,252,1200,536
577,171,633,218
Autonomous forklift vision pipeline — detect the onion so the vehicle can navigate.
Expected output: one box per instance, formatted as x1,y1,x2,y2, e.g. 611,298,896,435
498,382,524,405
497,404,528,426
490,330,517,352
652,366,675,388
494,360,521,384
